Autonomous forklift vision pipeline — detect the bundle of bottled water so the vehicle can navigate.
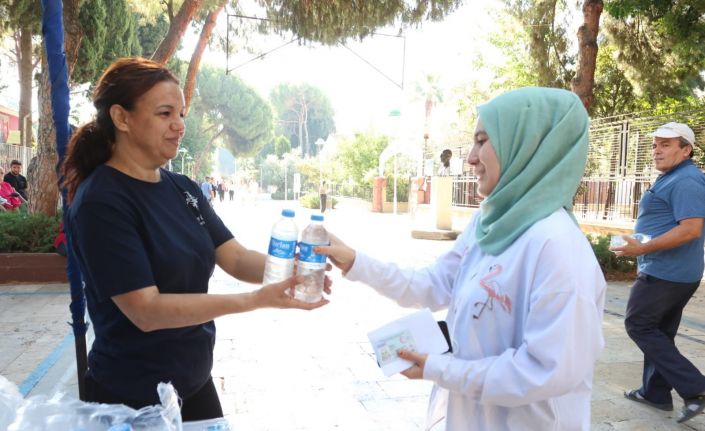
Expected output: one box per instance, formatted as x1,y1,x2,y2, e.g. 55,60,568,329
262,209,329,303
0,376,185,431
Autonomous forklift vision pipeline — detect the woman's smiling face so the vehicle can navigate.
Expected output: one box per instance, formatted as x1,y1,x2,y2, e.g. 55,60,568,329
467,119,500,197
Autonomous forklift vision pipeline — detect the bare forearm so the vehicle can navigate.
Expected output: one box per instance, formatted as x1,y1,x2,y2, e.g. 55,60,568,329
643,224,701,254
230,249,267,283
130,292,261,332
614,218,703,257
216,239,266,284
115,276,326,332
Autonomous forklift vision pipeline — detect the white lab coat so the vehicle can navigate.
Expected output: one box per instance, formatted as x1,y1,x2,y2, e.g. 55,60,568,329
346,209,606,430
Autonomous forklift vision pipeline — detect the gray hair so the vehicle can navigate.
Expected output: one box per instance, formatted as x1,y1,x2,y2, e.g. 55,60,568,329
678,137,694,158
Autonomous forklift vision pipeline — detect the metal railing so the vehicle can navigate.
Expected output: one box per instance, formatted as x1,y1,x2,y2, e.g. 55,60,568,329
573,177,651,222
446,175,653,223
451,176,483,208
292,104,705,224
0,143,34,172
440,105,705,223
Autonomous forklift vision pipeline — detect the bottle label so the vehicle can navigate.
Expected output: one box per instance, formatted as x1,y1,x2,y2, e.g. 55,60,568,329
268,238,297,259
299,242,327,264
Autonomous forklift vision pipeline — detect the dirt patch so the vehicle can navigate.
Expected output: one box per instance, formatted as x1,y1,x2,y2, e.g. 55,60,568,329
603,270,636,282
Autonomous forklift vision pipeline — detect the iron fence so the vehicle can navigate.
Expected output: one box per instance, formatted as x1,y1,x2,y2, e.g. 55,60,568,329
450,175,483,208
442,105,705,223
312,105,705,224
0,143,34,173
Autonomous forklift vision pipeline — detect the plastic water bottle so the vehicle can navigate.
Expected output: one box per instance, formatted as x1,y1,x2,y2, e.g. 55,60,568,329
262,209,298,286
295,214,329,303
610,233,652,248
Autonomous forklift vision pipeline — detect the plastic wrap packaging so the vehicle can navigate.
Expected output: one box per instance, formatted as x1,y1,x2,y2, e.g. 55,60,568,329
0,376,23,430
0,376,182,431
182,418,231,431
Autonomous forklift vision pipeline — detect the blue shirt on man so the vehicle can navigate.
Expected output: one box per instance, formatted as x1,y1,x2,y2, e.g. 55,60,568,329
635,159,705,283
200,180,212,201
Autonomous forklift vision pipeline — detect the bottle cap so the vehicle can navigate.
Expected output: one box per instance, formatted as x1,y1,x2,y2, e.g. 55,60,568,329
311,214,324,222
282,209,295,217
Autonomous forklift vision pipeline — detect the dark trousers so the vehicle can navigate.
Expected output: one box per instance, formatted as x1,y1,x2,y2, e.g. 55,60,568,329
320,194,327,213
85,374,223,421
625,273,705,403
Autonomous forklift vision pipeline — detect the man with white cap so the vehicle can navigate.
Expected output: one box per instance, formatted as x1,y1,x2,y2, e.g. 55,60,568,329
612,122,705,423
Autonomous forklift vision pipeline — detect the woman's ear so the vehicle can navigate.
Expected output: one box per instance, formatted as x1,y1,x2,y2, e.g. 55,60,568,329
109,104,129,133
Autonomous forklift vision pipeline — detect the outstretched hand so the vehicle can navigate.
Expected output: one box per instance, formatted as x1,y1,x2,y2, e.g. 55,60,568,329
609,235,645,257
398,349,427,380
256,275,329,310
314,233,356,274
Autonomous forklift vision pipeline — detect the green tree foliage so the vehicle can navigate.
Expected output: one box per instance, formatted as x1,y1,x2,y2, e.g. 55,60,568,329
260,153,298,199
332,132,389,187
503,0,574,88
486,8,555,91
269,82,335,157
137,13,170,59
601,1,705,101
603,17,705,101
180,109,211,178
0,0,40,33
590,43,641,117
72,0,143,84
488,0,705,116
188,66,273,161
255,135,293,164
257,0,463,44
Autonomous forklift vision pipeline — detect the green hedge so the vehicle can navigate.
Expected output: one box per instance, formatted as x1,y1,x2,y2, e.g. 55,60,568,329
299,192,337,210
587,234,637,274
0,211,60,253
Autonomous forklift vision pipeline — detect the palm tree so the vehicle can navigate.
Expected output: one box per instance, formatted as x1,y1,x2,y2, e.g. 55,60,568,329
414,74,444,159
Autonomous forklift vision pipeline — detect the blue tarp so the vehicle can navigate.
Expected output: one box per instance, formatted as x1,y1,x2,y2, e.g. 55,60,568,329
40,0,87,398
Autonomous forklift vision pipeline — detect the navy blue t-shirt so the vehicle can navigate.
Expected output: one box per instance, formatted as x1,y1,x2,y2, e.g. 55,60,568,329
67,165,233,404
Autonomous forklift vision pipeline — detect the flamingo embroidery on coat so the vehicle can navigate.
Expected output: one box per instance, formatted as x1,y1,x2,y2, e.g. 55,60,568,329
473,264,513,319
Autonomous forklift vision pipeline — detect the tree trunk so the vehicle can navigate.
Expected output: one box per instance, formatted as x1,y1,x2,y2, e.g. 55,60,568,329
193,128,224,177
571,0,603,110
424,96,433,141
297,105,304,155
183,1,227,113
63,0,83,75
18,25,33,149
151,0,205,65
302,97,309,156
28,55,59,216
28,0,83,215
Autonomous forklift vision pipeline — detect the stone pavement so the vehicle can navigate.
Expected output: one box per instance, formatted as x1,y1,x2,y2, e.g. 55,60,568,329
2,199,705,430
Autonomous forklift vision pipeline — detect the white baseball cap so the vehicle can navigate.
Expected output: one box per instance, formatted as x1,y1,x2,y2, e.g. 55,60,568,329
649,122,696,145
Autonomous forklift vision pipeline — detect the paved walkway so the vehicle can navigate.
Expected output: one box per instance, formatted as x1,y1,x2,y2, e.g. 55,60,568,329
2,199,705,430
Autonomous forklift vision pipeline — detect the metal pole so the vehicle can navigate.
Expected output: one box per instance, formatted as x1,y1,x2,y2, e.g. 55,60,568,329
393,154,398,215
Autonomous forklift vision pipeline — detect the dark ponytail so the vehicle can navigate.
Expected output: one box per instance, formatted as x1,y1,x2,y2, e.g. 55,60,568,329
61,120,112,202
61,57,179,202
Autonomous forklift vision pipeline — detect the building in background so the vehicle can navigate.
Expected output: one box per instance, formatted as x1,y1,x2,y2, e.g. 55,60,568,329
0,105,20,145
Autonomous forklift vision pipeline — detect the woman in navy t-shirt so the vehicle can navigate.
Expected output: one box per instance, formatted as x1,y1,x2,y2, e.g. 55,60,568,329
62,57,329,421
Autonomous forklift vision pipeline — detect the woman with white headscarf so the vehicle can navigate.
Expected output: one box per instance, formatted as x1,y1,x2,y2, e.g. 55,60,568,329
318,87,607,430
